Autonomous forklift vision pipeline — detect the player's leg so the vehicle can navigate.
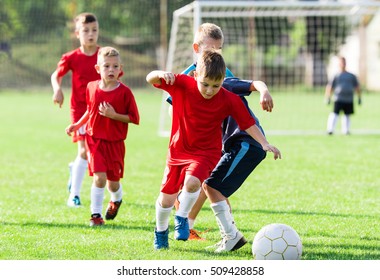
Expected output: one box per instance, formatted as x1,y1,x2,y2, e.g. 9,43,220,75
341,103,353,135
204,185,246,252
187,190,207,240
327,102,342,135
326,112,338,134
90,172,107,226
154,165,183,249
154,192,176,250
187,187,232,240
174,182,207,240
105,180,123,220
175,175,201,241
204,142,266,252
105,141,124,220
341,114,350,134
67,137,87,207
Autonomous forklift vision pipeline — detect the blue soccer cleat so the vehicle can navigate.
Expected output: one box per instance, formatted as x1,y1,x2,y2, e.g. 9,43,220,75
154,228,169,250
174,215,190,241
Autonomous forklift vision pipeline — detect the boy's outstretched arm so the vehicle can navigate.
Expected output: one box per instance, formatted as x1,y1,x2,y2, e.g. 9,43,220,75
65,111,89,136
146,71,175,86
245,124,281,160
223,78,273,112
250,81,273,112
51,70,64,108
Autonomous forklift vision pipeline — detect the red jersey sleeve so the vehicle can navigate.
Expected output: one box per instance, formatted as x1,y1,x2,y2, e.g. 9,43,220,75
223,88,256,130
56,52,72,77
125,89,140,125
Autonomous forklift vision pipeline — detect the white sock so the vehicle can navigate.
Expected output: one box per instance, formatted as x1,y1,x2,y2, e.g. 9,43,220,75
176,189,201,218
91,185,105,215
211,200,238,239
188,218,195,230
341,114,350,134
110,183,123,202
70,156,87,197
156,199,173,232
327,112,338,133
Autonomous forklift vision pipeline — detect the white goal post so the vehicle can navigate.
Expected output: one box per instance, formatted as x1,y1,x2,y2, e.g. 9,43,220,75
158,0,380,137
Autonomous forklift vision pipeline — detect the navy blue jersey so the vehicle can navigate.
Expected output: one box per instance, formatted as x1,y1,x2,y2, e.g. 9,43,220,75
222,78,264,151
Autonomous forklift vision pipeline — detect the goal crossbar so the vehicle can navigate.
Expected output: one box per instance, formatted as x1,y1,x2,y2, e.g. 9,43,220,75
175,1,380,18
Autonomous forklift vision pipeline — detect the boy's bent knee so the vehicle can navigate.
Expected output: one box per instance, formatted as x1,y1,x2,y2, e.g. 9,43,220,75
184,175,201,192
94,173,107,187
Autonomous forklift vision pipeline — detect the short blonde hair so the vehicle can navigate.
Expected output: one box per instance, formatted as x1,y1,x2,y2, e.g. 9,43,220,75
75,12,98,31
196,50,226,81
194,23,224,46
98,46,120,60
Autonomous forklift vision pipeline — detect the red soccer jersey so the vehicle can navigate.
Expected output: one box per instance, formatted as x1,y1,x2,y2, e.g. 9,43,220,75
155,74,255,166
55,47,100,122
85,81,140,141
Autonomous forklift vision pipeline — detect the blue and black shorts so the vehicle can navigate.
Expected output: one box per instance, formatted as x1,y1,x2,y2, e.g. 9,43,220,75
204,141,266,198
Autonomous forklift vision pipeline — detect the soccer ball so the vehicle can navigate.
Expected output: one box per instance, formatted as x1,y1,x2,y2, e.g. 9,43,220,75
252,223,302,260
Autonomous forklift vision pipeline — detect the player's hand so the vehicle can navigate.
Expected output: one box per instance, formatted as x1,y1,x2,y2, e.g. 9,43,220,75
99,102,116,118
53,89,64,108
262,144,281,160
65,124,76,136
260,91,274,112
160,72,175,85
325,98,331,105
358,97,362,105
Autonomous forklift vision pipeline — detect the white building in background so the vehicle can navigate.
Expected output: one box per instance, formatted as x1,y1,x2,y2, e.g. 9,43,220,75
332,10,380,91
322,0,380,90
364,11,380,90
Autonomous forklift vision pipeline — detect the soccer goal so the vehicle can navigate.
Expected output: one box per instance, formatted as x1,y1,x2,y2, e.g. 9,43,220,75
158,0,380,137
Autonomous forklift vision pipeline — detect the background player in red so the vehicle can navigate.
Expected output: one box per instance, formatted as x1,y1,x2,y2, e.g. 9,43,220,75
51,13,100,207
65,47,140,226
146,50,281,249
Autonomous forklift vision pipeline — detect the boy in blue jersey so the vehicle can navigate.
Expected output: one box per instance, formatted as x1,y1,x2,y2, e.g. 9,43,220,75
203,77,274,252
168,23,277,249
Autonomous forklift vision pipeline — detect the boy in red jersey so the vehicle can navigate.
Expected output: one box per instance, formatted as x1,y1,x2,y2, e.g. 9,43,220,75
147,50,281,249
51,13,100,207
66,47,140,226
173,23,274,241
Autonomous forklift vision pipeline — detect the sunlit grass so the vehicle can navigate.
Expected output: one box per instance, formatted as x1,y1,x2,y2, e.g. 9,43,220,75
0,89,379,260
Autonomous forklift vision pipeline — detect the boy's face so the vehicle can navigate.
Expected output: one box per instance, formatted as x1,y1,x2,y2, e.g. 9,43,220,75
194,37,223,54
76,21,99,47
194,71,223,100
95,55,122,83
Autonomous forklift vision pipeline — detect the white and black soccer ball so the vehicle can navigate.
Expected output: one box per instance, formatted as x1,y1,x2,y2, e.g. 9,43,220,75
252,223,302,260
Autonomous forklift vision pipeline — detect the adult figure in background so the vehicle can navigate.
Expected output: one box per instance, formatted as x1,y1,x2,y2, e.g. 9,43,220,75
325,56,361,135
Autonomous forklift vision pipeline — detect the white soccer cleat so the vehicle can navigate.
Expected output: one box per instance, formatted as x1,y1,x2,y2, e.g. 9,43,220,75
214,231,247,253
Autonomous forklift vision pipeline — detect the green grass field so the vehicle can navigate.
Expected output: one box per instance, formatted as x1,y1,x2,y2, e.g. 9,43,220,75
0,88,379,260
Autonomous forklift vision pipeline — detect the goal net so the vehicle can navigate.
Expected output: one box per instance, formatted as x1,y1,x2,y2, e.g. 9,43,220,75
158,0,380,136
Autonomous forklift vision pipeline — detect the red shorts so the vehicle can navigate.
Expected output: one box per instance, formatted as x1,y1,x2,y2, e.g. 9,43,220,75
160,160,215,195
85,135,125,181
